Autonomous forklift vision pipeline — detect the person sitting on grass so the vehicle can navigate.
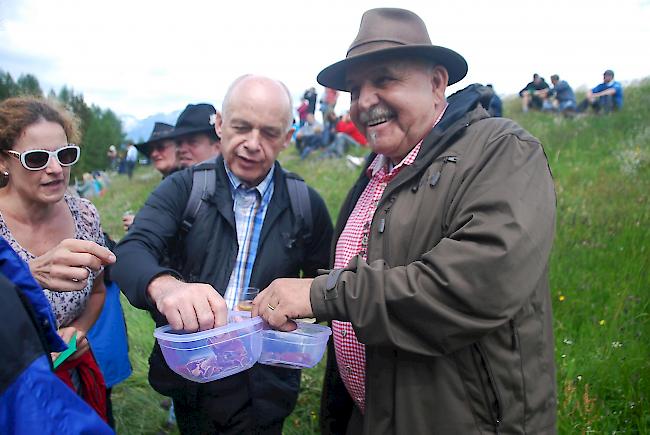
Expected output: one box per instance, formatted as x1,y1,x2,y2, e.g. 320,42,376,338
577,69,624,114
321,111,367,158
519,73,550,112
296,113,324,159
544,74,577,114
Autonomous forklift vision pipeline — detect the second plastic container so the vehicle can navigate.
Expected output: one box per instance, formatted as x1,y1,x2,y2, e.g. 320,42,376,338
258,322,332,369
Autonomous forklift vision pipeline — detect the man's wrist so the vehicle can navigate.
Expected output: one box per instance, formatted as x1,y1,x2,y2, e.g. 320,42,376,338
147,274,177,303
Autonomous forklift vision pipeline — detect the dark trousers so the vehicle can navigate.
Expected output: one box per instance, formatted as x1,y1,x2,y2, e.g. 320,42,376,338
577,94,617,114
173,392,283,435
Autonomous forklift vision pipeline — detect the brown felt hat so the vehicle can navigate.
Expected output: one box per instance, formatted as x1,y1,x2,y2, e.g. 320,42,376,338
317,8,468,91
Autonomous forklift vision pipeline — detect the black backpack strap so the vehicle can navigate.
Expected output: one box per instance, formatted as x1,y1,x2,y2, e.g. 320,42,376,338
285,172,313,242
180,157,219,235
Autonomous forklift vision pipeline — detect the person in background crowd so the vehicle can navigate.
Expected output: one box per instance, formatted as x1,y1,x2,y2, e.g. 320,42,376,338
254,8,557,434
321,110,339,147
107,145,118,171
124,142,138,179
296,113,324,159
577,69,624,114
113,74,333,435
544,74,576,114
519,73,550,112
321,111,367,158
486,84,503,117
0,96,116,421
0,237,113,434
303,86,317,115
122,122,180,231
297,99,309,128
168,103,220,168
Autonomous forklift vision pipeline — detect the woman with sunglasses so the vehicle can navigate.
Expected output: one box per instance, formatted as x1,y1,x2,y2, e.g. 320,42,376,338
0,97,116,422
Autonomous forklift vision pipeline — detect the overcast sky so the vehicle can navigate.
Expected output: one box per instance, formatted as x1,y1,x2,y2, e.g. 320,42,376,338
1,0,649,120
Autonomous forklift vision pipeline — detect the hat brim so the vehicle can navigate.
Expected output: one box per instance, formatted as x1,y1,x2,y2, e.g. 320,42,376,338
317,45,468,91
136,131,176,157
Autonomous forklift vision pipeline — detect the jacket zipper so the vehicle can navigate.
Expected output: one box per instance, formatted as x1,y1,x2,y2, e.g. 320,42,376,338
473,343,503,434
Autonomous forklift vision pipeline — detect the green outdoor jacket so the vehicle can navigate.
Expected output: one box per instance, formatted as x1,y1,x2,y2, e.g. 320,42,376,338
311,86,557,434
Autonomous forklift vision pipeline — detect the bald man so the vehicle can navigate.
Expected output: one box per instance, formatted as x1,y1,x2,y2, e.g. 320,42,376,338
114,75,333,434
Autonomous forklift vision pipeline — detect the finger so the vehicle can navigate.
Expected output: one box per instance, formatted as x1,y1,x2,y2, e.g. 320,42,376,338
251,291,269,317
58,251,101,272
178,300,199,332
207,292,228,328
194,297,218,331
63,239,116,265
54,278,87,291
166,308,184,331
268,308,297,332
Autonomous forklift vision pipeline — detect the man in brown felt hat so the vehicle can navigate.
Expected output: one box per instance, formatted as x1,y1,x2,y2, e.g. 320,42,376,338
253,7,557,434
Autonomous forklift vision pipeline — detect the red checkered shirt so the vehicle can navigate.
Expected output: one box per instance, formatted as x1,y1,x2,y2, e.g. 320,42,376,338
332,107,447,413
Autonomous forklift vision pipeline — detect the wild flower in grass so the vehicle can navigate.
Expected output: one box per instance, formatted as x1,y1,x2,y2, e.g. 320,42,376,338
576,375,582,382
559,295,566,302
612,341,623,348
599,319,606,326
563,338,574,345
561,354,567,358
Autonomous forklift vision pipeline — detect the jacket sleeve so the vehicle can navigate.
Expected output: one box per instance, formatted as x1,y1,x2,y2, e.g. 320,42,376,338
112,171,192,312
301,186,334,278
310,131,556,356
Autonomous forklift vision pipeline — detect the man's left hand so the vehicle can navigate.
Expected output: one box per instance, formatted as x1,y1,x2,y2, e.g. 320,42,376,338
252,278,314,331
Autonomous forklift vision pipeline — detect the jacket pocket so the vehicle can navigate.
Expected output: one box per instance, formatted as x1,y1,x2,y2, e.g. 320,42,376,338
472,342,503,434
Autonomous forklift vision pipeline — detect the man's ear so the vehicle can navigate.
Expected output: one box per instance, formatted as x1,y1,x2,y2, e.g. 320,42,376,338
281,128,295,150
214,111,224,137
431,65,449,103
431,66,449,90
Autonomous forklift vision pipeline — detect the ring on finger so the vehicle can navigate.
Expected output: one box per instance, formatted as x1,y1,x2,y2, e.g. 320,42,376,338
267,303,276,311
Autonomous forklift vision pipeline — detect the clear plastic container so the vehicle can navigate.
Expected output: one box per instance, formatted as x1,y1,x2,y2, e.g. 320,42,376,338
153,311,263,383
258,322,332,369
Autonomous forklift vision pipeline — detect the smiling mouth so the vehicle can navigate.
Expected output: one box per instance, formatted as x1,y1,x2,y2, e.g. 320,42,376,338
367,116,392,127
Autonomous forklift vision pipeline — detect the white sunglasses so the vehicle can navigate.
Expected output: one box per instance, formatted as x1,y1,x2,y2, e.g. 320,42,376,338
4,145,81,171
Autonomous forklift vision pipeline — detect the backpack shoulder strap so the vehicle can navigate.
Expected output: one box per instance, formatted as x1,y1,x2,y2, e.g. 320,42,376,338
180,157,219,235
284,171,313,242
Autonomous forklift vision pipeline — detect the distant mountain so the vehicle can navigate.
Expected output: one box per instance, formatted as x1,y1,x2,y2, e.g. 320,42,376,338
121,110,181,143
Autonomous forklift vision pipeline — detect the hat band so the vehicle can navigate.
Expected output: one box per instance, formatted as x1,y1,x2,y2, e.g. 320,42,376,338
347,40,430,58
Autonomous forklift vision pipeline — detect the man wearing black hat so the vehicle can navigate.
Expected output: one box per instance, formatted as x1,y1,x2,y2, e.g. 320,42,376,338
113,75,333,434
167,103,221,167
124,123,180,230
254,8,557,434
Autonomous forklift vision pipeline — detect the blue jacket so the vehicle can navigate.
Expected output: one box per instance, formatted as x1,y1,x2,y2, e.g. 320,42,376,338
0,237,112,434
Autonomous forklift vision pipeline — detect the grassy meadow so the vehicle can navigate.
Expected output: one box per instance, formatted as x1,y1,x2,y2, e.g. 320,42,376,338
93,79,650,434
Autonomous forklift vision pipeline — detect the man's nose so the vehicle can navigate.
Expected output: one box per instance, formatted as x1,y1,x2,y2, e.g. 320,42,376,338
357,82,379,110
244,130,262,151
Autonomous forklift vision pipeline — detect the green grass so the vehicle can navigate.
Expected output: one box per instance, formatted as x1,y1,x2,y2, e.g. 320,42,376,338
93,80,650,434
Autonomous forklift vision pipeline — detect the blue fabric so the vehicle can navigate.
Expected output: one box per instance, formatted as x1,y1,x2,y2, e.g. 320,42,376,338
0,237,66,353
592,81,624,108
223,163,275,309
0,355,113,434
87,281,132,388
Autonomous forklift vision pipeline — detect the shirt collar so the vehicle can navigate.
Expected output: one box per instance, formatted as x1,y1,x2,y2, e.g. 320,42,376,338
225,161,275,196
367,102,449,178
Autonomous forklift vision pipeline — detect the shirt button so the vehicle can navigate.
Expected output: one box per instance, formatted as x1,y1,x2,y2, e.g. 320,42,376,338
345,365,352,373
341,330,347,337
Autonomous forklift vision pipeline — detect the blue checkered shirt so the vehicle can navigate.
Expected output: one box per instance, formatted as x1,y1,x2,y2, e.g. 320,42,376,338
223,163,275,309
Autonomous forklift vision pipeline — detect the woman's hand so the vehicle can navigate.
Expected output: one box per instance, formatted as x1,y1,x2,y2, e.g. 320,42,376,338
50,325,89,363
29,239,116,291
